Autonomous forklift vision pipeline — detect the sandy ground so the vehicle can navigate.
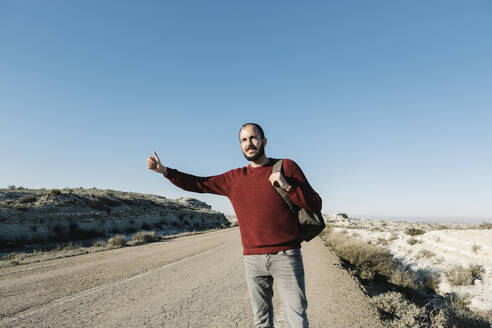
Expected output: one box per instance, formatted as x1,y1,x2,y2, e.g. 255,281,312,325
0,228,382,328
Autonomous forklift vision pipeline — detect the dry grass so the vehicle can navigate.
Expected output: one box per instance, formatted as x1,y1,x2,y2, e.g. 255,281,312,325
478,221,492,230
131,231,160,245
370,291,427,327
445,264,485,286
407,237,419,245
405,228,425,236
472,244,481,254
320,227,491,327
371,292,491,328
323,231,394,280
107,235,127,248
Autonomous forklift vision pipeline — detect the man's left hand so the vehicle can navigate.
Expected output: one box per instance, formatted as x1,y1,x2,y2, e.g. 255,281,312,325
269,172,292,192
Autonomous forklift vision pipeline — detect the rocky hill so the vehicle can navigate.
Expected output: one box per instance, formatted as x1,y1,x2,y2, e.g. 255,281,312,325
0,187,229,249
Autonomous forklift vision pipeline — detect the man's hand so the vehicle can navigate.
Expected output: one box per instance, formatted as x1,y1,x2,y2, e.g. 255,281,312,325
269,172,292,192
147,151,167,175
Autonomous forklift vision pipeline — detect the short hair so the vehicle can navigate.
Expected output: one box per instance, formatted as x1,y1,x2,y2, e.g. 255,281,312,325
239,123,265,140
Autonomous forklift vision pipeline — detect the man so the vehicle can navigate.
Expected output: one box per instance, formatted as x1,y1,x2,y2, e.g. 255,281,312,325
147,123,322,328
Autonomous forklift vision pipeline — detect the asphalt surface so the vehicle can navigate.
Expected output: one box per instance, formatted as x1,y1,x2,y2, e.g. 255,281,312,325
0,228,383,328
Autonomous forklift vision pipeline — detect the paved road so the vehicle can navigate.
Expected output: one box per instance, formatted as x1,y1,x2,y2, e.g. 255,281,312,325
0,228,382,328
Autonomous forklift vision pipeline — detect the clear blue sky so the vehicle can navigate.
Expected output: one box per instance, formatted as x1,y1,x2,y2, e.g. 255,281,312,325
1,1,491,223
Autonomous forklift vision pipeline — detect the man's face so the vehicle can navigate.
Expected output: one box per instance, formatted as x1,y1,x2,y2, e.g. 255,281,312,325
239,125,266,161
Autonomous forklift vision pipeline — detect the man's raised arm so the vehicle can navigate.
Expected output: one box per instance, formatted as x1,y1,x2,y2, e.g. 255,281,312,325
147,151,230,196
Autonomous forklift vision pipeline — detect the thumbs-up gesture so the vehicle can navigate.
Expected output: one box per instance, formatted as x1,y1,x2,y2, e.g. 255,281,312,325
147,151,167,174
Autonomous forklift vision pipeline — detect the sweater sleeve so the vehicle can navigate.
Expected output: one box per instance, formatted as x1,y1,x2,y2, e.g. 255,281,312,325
282,159,322,213
164,168,231,196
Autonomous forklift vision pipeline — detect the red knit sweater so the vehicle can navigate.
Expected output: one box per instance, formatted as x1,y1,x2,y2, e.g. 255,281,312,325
164,158,322,255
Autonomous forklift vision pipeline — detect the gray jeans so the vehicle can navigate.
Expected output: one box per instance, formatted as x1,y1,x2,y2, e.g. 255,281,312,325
243,248,309,328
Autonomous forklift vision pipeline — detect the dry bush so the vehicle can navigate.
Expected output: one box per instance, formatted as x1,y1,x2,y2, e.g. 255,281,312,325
370,291,427,327
131,231,159,245
108,235,127,248
430,295,492,328
405,228,425,236
388,267,420,290
324,231,394,280
472,244,481,254
92,240,106,248
478,221,492,230
407,237,419,245
445,264,485,286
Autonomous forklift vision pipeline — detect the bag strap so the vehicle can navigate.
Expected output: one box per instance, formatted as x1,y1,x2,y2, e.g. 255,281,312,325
272,159,298,214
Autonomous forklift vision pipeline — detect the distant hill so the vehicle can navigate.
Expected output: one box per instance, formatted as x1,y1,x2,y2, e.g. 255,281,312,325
0,187,229,249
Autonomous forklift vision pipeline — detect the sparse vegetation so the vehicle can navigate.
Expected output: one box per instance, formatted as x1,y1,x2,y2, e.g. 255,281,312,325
321,227,491,327
407,237,418,245
131,231,159,245
472,244,481,254
47,189,62,196
107,235,127,248
19,195,37,203
445,264,485,286
405,228,425,236
478,221,492,230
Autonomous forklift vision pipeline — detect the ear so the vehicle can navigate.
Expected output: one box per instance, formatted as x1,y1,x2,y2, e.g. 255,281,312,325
262,137,267,147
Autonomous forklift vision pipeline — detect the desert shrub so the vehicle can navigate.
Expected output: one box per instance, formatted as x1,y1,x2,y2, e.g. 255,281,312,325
48,189,61,196
19,195,36,203
478,221,492,230
445,264,485,286
8,185,15,190
370,291,427,327
420,271,441,292
405,228,425,236
338,213,348,219
92,240,106,248
132,231,159,245
472,244,481,254
108,235,127,248
431,295,491,328
323,231,394,280
416,249,435,260
389,232,398,241
407,237,418,245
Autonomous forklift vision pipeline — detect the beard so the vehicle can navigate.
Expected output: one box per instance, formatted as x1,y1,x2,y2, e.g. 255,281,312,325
242,143,265,161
